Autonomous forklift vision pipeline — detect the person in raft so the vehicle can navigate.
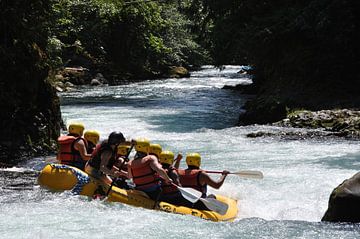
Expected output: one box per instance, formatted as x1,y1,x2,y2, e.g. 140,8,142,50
84,130,100,154
57,122,92,170
149,143,162,160
85,131,129,185
127,138,173,201
158,150,191,206
111,144,132,189
178,153,229,209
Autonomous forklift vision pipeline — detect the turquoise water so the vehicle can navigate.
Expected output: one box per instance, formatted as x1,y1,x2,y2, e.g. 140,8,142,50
1,66,360,238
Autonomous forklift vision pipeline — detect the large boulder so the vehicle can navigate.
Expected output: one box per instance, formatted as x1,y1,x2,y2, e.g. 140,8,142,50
322,172,360,222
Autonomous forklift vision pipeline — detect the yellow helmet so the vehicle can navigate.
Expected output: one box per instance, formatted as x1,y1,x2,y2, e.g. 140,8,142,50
68,122,85,136
159,151,174,165
135,138,150,153
149,144,162,158
117,144,130,156
186,153,201,168
84,130,100,145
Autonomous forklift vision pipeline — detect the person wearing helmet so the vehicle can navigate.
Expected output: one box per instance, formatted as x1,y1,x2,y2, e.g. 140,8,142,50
158,150,190,206
178,153,229,198
84,130,100,154
149,144,162,159
85,131,129,186
111,144,132,189
57,122,92,170
149,143,183,168
128,138,172,202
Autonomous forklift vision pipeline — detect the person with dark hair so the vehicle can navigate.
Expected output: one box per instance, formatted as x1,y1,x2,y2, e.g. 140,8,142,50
85,131,128,185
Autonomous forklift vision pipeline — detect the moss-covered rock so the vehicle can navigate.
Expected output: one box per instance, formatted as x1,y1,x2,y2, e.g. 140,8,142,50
275,109,360,138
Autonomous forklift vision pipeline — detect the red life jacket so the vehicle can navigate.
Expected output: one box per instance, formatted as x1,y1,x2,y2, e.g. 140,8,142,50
161,166,179,195
88,141,115,171
177,169,207,196
128,156,160,190
57,135,87,164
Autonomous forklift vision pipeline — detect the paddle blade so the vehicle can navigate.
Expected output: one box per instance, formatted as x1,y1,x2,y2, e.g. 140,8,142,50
232,170,264,179
177,186,202,203
200,198,229,215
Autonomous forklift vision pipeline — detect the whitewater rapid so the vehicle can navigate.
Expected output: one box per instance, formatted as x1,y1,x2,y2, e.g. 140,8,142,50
1,66,360,238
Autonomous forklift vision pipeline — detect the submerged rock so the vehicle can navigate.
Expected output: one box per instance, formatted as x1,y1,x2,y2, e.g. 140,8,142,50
167,66,190,78
322,172,360,223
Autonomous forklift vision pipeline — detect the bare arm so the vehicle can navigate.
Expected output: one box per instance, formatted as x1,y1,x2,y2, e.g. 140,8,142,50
199,171,229,189
149,156,172,183
127,164,133,179
74,140,91,161
173,153,182,169
99,150,116,176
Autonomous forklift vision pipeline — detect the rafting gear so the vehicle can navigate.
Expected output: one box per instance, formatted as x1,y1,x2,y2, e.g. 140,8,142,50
178,169,207,197
135,138,150,153
117,145,131,157
186,153,201,168
149,144,162,158
108,131,125,145
128,156,160,191
159,151,175,165
38,163,238,221
57,135,87,169
68,123,85,136
84,130,100,145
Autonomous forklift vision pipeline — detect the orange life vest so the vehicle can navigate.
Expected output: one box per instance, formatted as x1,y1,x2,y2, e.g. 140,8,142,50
57,135,87,165
177,169,207,196
161,166,179,195
128,156,160,190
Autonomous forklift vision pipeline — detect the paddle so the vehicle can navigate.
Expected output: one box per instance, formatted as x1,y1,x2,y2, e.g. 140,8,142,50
105,144,134,196
170,182,228,215
199,198,229,215
205,170,264,179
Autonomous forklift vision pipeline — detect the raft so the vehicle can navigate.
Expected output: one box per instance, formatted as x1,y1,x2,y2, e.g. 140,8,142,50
38,164,238,222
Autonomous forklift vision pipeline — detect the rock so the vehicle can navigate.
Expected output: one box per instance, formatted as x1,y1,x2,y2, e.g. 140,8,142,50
55,86,63,92
64,81,74,88
90,78,102,86
54,74,65,82
168,66,190,78
273,109,360,139
322,172,360,222
58,67,91,85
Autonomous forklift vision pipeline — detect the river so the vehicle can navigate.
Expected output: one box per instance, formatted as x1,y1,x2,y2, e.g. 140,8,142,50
1,66,360,238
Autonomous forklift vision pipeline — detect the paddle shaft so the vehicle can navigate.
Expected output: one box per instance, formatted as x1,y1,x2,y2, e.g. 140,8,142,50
205,170,264,179
105,144,134,196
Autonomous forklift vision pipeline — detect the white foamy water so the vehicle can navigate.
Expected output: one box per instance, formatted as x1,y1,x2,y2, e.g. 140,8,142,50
2,66,360,238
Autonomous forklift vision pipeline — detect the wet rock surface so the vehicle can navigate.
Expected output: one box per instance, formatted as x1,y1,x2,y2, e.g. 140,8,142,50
246,109,360,140
322,172,360,223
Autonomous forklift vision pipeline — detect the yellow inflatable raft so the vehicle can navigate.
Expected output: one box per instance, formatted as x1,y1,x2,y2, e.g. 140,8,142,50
38,164,238,222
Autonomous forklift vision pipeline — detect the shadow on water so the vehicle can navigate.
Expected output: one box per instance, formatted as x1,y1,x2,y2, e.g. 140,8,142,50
315,152,360,170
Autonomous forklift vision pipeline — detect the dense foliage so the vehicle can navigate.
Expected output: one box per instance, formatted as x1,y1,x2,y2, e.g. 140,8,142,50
0,0,62,163
47,0,209,81
194,0,360,124
1,0,359,164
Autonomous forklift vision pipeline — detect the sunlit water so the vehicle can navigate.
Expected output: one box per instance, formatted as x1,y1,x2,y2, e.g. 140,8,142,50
1,66,360,238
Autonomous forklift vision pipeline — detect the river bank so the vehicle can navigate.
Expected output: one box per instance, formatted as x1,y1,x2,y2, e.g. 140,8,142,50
246,109,360,140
